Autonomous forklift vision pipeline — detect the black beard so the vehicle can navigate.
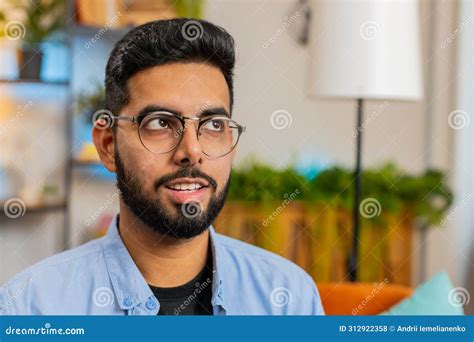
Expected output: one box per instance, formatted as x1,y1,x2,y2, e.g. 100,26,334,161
114,151,229,239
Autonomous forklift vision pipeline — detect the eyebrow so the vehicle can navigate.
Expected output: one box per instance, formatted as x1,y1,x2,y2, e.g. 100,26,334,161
136,104,231,118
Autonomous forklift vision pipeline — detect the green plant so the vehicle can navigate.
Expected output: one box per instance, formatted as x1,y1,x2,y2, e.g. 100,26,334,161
228,159,453,226
0,0,66,45
75,83,106,123
175,0,205,19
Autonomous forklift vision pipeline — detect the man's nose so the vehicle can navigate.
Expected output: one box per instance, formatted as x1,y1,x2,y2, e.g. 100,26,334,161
172,121,203,166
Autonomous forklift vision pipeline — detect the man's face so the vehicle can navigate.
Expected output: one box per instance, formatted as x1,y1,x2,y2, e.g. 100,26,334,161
109,62,235,239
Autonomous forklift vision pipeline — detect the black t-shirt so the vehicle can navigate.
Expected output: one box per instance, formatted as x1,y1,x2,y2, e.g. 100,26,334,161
148,251,213,315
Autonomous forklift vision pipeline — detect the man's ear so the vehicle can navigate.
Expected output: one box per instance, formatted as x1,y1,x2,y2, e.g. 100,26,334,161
92,125,116,173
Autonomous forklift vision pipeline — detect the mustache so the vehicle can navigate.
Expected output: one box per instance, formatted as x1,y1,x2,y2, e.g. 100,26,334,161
155,167,218,190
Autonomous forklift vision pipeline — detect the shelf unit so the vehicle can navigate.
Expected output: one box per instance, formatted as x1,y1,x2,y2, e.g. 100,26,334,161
0,77,70,228
72,159,103,167
71,24,131,39
0,79,69,86
0,1,131,250
0,201,67,217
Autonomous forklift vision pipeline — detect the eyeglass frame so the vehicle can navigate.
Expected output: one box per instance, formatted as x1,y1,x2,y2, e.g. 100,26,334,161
103,110,246,158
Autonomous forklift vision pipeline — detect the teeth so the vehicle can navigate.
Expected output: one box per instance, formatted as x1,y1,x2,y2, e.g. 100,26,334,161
169,183,203,191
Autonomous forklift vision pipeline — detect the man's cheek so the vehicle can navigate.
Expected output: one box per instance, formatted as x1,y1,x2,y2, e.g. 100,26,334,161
214,179,227,195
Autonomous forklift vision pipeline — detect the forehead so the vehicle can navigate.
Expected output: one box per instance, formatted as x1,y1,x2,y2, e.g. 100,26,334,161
125,62,230,115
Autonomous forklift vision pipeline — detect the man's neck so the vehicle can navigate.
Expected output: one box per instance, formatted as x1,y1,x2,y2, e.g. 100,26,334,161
117,204,210,288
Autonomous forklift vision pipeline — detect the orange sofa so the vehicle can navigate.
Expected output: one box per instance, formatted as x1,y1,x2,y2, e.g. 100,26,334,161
317,282,413,315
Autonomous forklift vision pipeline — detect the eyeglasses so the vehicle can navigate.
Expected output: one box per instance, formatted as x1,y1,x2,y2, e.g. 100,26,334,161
100,111,246,158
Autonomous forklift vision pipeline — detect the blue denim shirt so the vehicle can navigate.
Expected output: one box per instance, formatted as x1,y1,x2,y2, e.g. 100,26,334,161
0,215,324,315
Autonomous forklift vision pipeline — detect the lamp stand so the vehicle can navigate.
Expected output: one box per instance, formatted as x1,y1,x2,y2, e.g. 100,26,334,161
348,98,364,282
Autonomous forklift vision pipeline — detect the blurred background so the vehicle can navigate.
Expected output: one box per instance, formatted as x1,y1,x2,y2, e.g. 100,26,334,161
0,0,472,315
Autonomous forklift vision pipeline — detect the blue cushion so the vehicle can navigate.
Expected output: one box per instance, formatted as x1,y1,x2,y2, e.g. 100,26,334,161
383,271,465,315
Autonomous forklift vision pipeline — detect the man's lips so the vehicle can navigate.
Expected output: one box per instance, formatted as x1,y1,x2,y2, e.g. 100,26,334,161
163,177,210,204
164,177,209,189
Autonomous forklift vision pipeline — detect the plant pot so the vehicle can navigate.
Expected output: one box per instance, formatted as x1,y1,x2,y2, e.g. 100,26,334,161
16,45,43,80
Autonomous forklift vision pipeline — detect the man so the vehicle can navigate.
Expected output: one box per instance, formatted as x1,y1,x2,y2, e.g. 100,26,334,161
0,18,324,315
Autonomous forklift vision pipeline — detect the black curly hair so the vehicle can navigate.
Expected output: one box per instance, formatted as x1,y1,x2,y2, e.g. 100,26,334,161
105,18,236,118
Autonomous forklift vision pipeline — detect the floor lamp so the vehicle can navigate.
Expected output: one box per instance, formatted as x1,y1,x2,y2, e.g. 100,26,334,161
309,0,423,281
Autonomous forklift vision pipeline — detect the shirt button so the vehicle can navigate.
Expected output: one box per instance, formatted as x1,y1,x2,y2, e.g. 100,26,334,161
122,297,133,307
145,297,157,310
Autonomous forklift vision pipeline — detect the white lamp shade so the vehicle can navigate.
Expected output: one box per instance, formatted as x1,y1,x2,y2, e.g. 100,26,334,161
310,0,423,101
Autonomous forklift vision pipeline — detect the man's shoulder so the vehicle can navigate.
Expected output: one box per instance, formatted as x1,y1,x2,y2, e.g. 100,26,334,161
0,238,105,314
214,232,324,315
5,237,104,285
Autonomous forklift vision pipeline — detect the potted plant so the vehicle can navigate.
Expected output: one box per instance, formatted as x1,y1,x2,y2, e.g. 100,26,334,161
74,83,105,163
0,0,66,80
217,159,453,284
175,0,205,18
75,83,106,124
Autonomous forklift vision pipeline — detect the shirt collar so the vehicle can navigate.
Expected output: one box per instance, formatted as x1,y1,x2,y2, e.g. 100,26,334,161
102,215,153,310
102,214,227,312
208,225,226,309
